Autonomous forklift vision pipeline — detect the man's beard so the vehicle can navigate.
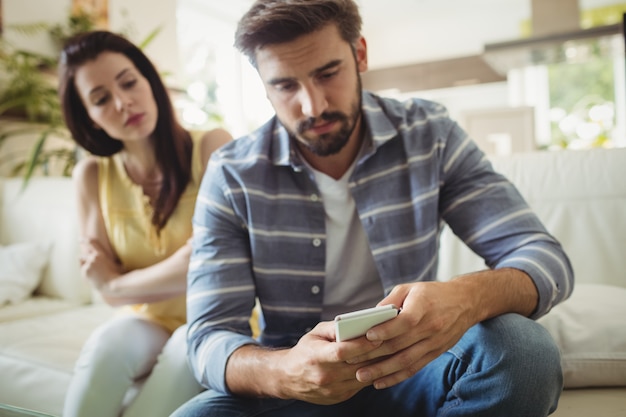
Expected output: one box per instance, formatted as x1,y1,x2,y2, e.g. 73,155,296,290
286,75,362,157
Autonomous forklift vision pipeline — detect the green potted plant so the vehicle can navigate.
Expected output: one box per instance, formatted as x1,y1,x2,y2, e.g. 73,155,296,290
0,9,100,183
0,9,161,184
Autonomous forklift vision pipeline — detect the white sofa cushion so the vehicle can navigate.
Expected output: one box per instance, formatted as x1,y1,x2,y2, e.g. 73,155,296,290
0,304,114,415
538,284,626,388
0,241,51,305
0,177,91,304
439,149,626,289
552,387,626,417
0,296,80,323
434,149,626,391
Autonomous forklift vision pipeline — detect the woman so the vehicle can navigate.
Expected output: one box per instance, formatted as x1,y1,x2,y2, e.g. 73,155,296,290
58,30,232,417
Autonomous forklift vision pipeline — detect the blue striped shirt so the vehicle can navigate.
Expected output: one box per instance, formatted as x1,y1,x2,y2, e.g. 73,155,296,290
187,91,574,393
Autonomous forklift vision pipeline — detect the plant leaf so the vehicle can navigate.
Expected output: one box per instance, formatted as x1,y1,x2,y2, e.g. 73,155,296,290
138,26,162,50
21,130,49,188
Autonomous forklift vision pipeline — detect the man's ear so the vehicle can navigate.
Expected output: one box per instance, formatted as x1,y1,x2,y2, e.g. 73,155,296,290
355,36,368,73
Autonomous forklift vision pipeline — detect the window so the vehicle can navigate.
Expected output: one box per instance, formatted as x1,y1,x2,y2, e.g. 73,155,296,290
547,35,625,149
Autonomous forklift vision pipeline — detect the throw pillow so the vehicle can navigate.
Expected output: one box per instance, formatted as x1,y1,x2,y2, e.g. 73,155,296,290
0,241,51,305
538,283,626,388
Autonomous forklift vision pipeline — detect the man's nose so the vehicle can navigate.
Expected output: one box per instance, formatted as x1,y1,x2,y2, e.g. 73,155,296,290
299,85,328,118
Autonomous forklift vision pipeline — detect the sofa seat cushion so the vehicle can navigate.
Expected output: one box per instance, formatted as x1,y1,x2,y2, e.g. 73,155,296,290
0,304,113,415
552,387,626,417
538,284,626,388
0,296,82,323
0,303,114,371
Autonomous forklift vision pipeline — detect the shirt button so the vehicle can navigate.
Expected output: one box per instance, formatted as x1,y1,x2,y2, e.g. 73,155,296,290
312,238,322,247
311,285,320,295
310,194,319,202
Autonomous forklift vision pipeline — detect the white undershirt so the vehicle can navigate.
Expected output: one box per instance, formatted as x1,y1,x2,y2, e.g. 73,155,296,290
301,149,384,321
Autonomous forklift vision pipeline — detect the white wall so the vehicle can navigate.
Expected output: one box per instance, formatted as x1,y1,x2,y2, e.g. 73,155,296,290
359,0,530,70
0,0,182,176
3,0,181,82
3,0,72,57
4,0,624,73
4,0,624,144
359,0,626,70
109,0,181,85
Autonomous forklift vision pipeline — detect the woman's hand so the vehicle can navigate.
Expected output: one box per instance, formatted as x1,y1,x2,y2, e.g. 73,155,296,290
79,238,124,290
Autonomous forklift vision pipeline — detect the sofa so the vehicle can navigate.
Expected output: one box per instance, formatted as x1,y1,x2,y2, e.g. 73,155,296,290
0,176,115,416
1,148,625,416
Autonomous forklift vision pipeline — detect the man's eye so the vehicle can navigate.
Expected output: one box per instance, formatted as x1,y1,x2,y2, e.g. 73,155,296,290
320,70,338,80
276,82,297,92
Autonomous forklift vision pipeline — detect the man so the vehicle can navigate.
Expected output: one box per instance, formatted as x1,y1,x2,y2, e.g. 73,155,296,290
173,1,574,416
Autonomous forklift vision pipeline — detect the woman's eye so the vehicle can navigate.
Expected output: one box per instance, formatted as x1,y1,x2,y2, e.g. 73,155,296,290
93,95,109,106
122,79,137,89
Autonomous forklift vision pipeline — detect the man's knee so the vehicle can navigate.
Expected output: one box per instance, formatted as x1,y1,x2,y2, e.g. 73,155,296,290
459,314,562,385
479,313,563,403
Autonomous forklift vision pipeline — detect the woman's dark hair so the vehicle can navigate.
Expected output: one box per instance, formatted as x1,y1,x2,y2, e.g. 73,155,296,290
234,0,362,67
58,30,192,233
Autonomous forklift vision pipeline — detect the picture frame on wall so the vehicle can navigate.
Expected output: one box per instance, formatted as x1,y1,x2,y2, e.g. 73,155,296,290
72,0,109,29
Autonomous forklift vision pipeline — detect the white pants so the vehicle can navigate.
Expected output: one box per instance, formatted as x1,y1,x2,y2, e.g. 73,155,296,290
63,316,204,417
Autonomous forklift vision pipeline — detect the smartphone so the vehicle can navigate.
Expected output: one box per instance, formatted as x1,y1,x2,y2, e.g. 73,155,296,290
334,304,399,342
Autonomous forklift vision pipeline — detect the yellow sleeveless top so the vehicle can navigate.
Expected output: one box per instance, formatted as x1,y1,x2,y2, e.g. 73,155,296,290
97,131,204,333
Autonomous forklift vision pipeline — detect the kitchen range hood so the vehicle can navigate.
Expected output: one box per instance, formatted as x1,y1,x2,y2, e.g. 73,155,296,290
483,22,624,75
482,0,625,76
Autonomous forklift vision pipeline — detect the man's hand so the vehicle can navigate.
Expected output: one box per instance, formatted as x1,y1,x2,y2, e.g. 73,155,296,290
343,281,473,390
226,321,384,405
226,269,537,402
345,269,538,390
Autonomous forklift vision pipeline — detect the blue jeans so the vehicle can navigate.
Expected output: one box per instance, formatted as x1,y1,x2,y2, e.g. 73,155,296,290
171,314,563,417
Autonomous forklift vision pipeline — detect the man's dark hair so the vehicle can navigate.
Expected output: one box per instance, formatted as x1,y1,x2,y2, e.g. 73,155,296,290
234,0,362,67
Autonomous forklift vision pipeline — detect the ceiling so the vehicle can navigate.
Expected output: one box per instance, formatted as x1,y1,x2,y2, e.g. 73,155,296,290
180,0,623,70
